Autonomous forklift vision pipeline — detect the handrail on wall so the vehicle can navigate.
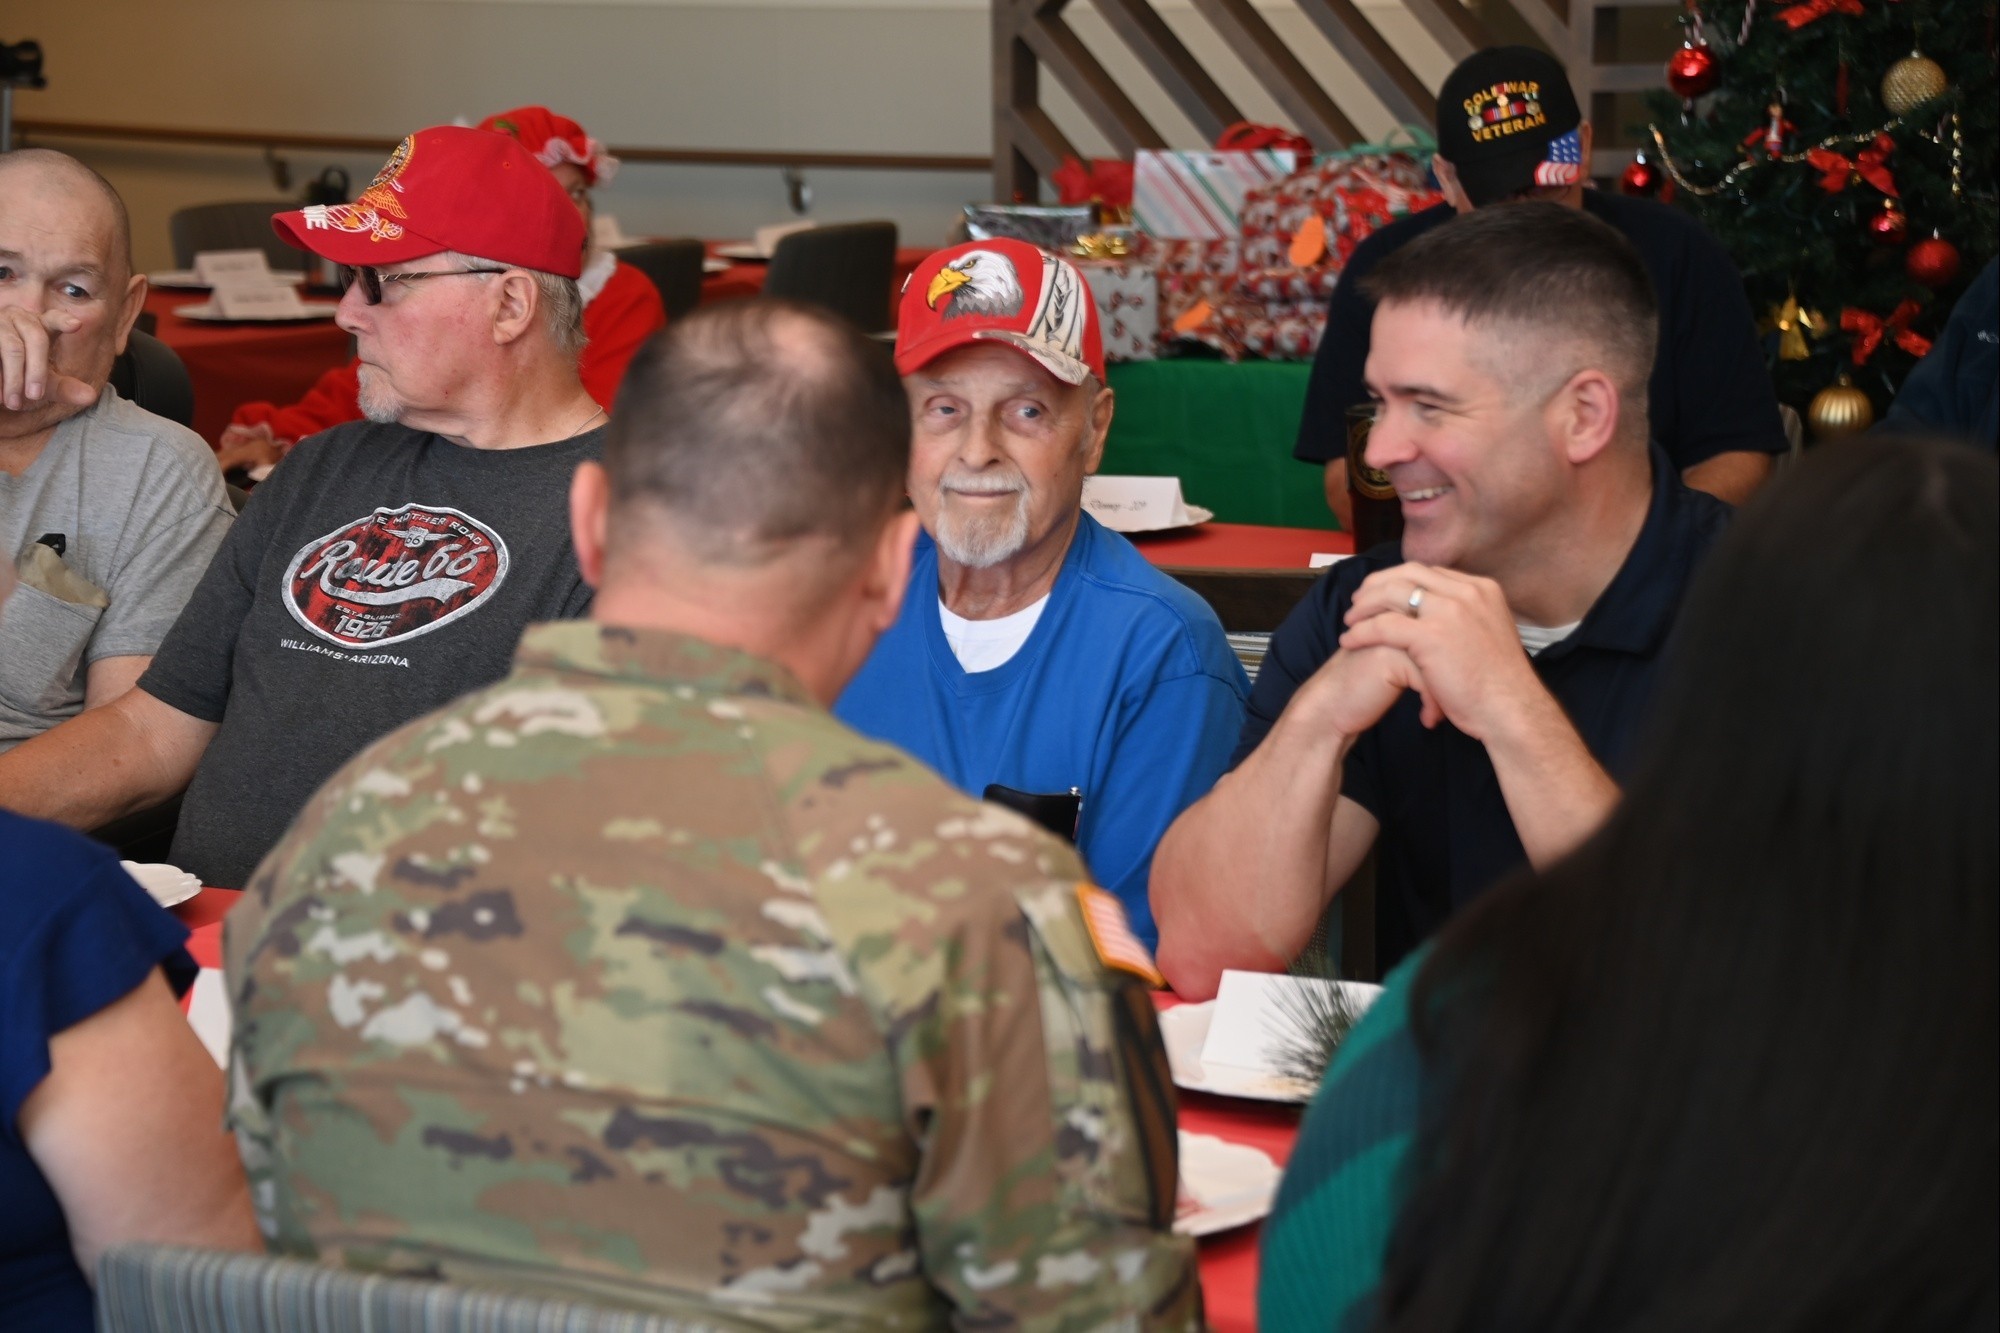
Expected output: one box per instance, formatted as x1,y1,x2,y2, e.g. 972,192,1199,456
14,118,992,174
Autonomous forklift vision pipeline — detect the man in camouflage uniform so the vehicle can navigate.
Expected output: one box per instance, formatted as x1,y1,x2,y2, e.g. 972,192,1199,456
226,298,1202,1330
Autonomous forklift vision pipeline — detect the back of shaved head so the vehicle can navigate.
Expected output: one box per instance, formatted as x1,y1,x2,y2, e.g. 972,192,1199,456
0,148,135,281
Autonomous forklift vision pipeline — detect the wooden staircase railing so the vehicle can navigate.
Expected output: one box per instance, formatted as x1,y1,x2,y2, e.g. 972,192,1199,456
994,0,1676,202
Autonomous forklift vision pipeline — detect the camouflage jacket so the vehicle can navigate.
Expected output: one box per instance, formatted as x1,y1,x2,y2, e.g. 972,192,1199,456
226,621,1201,1331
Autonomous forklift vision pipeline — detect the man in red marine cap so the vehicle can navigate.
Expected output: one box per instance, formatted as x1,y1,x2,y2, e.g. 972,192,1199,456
0,125,611,887
214,106,665,476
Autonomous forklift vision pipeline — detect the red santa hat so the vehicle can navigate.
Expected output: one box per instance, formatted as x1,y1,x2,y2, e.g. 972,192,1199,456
476,105,619,186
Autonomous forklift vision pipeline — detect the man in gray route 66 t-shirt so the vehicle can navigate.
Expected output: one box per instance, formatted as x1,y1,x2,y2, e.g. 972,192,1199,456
0,125,611,887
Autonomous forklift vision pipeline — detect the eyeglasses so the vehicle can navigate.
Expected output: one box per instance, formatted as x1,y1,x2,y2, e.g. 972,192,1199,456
337,264,509,306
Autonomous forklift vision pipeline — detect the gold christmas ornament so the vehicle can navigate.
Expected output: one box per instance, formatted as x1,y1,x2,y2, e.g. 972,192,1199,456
1807,374,1876,440
1880,51,1949,116
1762,294,1825,361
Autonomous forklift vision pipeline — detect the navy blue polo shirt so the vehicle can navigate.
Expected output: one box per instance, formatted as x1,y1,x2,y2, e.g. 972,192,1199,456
1231,445,1730,969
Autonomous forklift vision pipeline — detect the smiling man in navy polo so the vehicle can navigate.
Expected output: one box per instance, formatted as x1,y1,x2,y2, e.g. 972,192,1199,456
1152,203,1731,997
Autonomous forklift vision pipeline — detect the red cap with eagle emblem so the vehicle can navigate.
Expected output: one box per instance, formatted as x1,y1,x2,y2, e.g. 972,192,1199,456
269,125,587,278
895,239,1105,386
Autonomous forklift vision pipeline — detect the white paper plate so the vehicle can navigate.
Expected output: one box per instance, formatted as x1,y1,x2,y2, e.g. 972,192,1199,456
121,861,202,909
1173,1130,1282,1237
149,270,303,290
1098,505,1214,536
702,257,732,274
175,300,340,323
1159,1000,1318,1103
713,242,769,261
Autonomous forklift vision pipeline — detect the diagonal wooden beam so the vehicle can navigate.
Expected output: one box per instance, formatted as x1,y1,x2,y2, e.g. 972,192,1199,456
1295,0,1436,128
994,2,1046,201
1187,0,1359,146
1090,0,1244,144
1025,10,1168,154
1394,0,1492,66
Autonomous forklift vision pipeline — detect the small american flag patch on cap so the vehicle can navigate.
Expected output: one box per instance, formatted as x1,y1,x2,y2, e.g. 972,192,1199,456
1076,884,1164,988
1533,129,1583,187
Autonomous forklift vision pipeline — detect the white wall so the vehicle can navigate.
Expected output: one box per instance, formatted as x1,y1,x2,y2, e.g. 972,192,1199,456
8,0,1456,271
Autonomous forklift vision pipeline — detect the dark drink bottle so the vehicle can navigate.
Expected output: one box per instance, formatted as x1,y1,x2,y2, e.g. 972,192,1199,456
1344,405,1404,553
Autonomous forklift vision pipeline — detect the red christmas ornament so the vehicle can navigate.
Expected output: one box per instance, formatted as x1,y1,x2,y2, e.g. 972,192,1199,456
1621,156,1662,196
1906,234,1962,287
1666,42,1719,98
1867,199,1909,247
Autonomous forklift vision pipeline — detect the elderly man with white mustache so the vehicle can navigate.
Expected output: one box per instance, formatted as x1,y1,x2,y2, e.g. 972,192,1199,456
836,239,1248,949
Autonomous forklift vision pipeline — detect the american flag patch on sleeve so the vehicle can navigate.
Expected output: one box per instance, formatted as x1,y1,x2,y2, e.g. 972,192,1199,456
1076,883,1165,988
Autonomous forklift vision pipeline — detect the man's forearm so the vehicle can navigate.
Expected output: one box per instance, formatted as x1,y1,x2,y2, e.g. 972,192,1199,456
1682,449,1774,506
1483,686,1620,869
1151,712,1354,997
0,695,201,830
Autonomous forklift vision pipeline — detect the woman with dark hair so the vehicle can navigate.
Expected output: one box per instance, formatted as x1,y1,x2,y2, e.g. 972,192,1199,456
1260,435,1997,1331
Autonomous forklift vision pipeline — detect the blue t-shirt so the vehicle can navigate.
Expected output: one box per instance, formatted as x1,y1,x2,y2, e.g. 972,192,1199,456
0,811,196,1332
837,512,1249,946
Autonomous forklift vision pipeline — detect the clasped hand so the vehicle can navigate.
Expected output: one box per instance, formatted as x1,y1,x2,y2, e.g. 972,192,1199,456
1303,563,1543,742
1,306,98,415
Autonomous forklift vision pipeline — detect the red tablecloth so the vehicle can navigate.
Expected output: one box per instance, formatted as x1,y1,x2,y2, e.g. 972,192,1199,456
172,891,1294,1328
145,288,354,447
1132,521,1352,570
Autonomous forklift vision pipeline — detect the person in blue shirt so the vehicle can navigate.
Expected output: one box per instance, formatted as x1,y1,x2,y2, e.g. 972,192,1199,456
1153,203,1730,998
0,516,259,1332
836,239,1248,948
1883,257,1998,449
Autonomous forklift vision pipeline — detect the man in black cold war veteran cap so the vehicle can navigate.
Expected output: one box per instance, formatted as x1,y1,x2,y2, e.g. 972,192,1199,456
1295,45,1789,522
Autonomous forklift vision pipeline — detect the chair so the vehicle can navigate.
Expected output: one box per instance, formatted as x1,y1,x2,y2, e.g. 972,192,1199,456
169,201,308,273
761,221,899,334
616,240,707,322
96,1244,705,1333
108,330,195,429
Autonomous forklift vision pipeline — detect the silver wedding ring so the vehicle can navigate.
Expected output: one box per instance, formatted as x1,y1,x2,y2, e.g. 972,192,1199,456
1406,586,1426,617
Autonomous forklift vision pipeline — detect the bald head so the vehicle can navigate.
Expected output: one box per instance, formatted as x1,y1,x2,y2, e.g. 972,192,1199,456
0,149,134,283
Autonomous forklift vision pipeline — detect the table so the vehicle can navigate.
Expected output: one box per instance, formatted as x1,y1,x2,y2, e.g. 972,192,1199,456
144,288,353,446
1132,523,1354,633
170,890,1296,1330
1102,359,1337,532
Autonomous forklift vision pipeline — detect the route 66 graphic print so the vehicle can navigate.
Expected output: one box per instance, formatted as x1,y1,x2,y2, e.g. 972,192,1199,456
283,503,509,649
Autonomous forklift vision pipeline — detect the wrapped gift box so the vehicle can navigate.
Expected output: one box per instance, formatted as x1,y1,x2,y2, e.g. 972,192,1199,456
1133,149,1298,240
1075,257,1158,363
962,203,1095,251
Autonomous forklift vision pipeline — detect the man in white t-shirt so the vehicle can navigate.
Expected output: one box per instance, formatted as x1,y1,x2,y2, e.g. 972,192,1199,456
835,239,1248,947
0,150,234,751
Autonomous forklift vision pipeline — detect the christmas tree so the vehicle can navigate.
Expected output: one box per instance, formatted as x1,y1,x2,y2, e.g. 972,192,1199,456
1639,0,1997,431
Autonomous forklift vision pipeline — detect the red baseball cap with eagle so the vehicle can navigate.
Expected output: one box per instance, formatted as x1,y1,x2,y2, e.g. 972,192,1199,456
896,239,1106,385
270,125,587,279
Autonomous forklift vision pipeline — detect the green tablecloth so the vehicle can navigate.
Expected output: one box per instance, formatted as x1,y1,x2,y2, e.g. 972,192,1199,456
1102,359,1341,532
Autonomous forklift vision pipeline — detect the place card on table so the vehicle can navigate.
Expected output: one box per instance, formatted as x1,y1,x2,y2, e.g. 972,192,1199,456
1081,475,1212,533
1309,552,1351,569
1198,968,1374,1080
210,279,310,319
192,249,275,286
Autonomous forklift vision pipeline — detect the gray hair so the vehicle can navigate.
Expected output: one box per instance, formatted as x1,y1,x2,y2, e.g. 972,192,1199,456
439,250,586,361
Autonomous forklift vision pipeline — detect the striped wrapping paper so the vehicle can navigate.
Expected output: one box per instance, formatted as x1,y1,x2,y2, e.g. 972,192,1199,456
1132,149,1300,241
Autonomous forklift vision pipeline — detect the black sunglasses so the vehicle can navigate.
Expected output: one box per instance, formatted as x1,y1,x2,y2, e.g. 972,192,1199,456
337,264,509,305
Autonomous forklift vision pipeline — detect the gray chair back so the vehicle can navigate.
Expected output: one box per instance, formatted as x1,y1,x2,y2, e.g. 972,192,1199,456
169,201,308,273
761,221,898,334
96,1245,719,1333
107,330,195,429
616,240,707,322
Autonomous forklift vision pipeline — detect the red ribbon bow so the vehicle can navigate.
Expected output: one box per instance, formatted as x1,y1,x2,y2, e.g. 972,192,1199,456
1841,300,1932,364
1050,157,1135,209
1214,121,1316,160
1777,0,1863,28
1808,135,1898,196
